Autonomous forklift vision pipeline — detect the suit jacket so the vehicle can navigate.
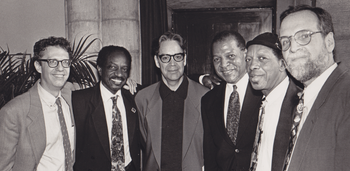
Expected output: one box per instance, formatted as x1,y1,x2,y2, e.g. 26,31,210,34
271,79,300,171
201,81,263,171
72,84,141,171
135,77,209,171
0,81,74,171
287,63,350,171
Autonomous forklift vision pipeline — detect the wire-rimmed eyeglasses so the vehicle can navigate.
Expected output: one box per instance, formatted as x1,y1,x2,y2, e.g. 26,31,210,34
279,30,322,51
158,53,185,63
37,59,71,68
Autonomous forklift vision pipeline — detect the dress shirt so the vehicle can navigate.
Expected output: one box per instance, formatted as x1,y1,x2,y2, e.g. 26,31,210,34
287,63,337,171
37,82,74,171
100,82,131,166
224,73,249,127
255,77,289,171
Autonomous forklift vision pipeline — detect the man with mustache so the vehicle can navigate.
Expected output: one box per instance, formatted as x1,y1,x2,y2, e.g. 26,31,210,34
72,46,142,171
135,32,208,171
279,5,350,171
245,32,300,171
0,37,75,171
201,30,262,171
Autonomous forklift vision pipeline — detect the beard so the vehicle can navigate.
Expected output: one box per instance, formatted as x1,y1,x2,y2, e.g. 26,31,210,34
286,46,329,84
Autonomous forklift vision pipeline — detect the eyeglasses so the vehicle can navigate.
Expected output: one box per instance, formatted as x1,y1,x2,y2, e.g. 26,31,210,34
158,53,185,63
37,59,71,68
279,30,322,51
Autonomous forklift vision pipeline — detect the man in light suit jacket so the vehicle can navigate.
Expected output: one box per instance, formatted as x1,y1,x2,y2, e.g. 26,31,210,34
201,30,263,171
72,46,142,171
0,37,75,171
135,32,209,171
279,5,350,171
245,32,300,171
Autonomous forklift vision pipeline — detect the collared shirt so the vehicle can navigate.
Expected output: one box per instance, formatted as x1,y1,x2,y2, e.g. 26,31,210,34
37,82,74,171
255,77,290,171
287,63,337,171
100,82,131,166
224,73,249,127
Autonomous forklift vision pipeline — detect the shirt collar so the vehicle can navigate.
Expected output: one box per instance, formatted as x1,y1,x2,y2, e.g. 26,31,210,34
160,75,188,100
37,80,62,107
100,82,122,103
265,76,289,103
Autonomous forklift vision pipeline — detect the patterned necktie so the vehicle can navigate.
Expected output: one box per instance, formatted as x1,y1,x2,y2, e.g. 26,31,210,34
249,97,267,171
226,85,241,145
111,95,125,171
55,97,73,171
282,92,304,171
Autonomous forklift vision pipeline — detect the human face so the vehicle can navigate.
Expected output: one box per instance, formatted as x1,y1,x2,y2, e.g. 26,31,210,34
212,37,247,84
98,52,129,94
246,45,286,95
280,10,335,86
154,40,186,88
34,46,70,96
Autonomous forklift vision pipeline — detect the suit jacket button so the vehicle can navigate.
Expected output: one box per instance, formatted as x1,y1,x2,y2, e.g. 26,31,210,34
235,149,239,153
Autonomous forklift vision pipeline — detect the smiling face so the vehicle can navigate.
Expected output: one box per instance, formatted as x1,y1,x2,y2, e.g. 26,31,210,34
280,10,335,86
154,40,186,87
98,51,130,94
212,36,247,84
34,46,70,96
246,45,287,95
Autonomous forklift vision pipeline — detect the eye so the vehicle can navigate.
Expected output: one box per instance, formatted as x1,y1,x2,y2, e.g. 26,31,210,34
245,57,251,62
213,57,220,63
160,55,170,61
258,56,267,61
121,67,128,72
228,54,235,59
108,65,116,70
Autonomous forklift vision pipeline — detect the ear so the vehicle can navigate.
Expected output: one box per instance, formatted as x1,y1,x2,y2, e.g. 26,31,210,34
184,54,187,66
325,32,335,53
97,65,102,76
279,59,287,72
243,48,247,58
34,61,42,74
154,55,160,68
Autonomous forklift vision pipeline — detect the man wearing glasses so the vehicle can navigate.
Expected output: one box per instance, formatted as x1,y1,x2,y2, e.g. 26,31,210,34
0,37,75,171
279,5,350,171
135,32,208,171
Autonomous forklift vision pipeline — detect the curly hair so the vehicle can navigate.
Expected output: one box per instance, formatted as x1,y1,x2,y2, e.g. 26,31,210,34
33,36,72,61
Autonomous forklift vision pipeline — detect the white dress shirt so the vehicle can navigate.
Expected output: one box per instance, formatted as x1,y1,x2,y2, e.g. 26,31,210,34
37,82,75,171
100,83,131,166
255,77,289,171
224,73,249,127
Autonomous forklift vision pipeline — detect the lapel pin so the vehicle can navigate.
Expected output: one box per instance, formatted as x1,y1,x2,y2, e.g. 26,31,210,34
131,107,137,113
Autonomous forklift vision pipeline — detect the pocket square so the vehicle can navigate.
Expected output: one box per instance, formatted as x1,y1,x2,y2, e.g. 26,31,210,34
131,107,137,113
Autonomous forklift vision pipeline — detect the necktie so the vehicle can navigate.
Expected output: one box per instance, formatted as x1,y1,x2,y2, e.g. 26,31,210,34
111,95,125,171
282,92,304,171
249,97,267,171
226,85,241,145
56,97,73,171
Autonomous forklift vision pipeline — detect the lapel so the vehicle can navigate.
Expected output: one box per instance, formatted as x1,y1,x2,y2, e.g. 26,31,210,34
235,82,263,145
89,84,111,161
146,82,163,165
290,64,348,169
182,78,202,159
272,79,301,171
27,81,47,164
120,88,137,146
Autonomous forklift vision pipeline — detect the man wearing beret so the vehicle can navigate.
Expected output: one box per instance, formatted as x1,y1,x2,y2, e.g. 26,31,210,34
245,32,301,171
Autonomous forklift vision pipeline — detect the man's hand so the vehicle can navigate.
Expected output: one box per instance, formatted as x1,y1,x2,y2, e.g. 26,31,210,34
202,74,221,89
123,78,138,95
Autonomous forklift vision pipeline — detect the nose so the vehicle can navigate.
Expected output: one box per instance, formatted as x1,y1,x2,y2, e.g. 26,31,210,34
220,57,229,68
289,38,300,53
169,57,177,65
56,61,65,71
248,58,260,71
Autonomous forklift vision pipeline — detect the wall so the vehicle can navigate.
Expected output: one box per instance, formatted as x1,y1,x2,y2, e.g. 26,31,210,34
0,0,65,54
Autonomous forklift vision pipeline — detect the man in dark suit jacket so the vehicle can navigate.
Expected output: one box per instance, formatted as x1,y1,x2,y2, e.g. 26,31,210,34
245,32,300,171
278,5,350,171
73,46,142,171
201,30,263,171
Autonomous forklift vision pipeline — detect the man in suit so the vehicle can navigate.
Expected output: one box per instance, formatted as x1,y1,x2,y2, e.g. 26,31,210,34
245,32,300,171
0,37,75,171
201,30,263,171
279,5,350,171
72,46,142,171
135,32,208,171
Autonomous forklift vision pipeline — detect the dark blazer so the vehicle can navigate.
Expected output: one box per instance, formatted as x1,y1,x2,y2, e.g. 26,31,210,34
72,84,141,171
271,78,300,171
287,63,350,171
201,81,263,171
